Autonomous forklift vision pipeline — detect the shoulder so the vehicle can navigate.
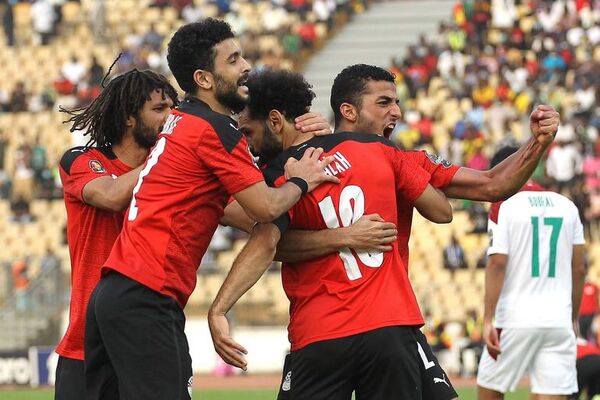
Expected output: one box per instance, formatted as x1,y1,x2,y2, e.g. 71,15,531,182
60,146,116,175
178,99,242,153
59,146,92,175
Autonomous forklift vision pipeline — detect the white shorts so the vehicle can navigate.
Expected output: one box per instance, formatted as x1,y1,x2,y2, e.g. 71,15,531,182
476,327,577,395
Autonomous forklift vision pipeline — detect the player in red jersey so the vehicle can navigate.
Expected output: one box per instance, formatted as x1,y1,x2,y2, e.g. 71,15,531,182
212,65,560,399
84,19,338,400
56,69,178,400
272,64,560,400
209,68,453,400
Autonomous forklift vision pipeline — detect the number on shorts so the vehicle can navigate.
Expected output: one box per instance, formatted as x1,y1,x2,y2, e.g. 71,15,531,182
128,137,167,221
530,216,563,278
318,185,383,280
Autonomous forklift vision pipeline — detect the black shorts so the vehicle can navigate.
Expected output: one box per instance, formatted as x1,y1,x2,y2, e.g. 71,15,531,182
55,356,84,400
415,330,458,400
84,271,193,400
277,326,422,400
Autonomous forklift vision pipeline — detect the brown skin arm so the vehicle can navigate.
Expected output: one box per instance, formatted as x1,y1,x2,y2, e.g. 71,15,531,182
275,214,397,262
208,223,281,370
82,166,143,212
444,105,559,202
483,253,508,358
571,244,586,324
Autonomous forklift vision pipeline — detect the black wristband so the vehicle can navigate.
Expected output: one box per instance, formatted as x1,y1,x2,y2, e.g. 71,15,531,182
288,177,309,194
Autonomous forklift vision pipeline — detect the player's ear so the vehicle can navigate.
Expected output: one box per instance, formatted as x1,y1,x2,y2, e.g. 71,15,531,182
193,69,213,91
340,102,358,123
125,115,135,128
268,109,285,135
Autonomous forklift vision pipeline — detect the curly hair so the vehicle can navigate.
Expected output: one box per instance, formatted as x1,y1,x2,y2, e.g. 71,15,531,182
330,64,395,128
167,18,235,93
60,69,179,148
246,69,315,121
490,146,519,168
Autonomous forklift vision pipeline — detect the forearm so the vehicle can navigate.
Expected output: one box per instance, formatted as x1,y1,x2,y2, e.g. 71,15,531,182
262,183,302,222
276,228,344,262
484,256,507,322
210,224,281,315
571,245,586,321
445,138,548,202
83,166,143,212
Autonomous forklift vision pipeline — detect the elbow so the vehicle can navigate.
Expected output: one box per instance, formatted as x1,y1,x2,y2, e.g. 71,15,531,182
433,204,453,224
252,224,281,255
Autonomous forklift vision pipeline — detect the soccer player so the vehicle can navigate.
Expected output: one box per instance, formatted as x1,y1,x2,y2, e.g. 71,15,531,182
84,19,338,400
272,64,560,400
209,68,453,400
56,69,178,400
477,146,586,399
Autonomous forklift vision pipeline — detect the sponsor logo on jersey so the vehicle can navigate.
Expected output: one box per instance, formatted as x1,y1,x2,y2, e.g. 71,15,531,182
281,371,292,391
425,152,452,168
433,374,450,387
89,160,106,173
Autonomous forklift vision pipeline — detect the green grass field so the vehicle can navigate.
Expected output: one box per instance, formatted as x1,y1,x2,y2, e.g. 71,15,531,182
0,387,530,399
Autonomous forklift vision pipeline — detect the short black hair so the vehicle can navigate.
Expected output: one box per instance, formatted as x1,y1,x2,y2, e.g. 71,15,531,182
490,146,519,168
60,69,178,148
246,69,315,121
330,64,395,127
167,18,235,93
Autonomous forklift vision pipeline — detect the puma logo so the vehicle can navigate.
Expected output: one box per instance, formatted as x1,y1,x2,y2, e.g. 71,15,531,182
433,374,450,387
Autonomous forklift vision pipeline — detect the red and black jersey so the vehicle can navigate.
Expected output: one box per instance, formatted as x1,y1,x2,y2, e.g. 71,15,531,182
104,97,264,308
263,133,432,351
57,146,132,360
397,151,459,268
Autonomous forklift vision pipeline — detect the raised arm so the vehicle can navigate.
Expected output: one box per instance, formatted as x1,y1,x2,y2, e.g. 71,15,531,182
233,148,339,223
208,223,281,370
444,105,559,202
275,214,397,262
82,166,143,212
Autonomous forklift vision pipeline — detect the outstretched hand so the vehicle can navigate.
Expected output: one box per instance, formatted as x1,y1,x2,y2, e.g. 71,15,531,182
529,105,560,147
208,312,248,371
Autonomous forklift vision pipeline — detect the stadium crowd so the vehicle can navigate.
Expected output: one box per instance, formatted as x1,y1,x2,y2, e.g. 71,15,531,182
0,0,599,392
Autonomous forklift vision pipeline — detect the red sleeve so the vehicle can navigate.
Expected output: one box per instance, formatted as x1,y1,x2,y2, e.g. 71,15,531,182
59,151,111,203
196,127,265,195
407,150,459,189
393,149,431,203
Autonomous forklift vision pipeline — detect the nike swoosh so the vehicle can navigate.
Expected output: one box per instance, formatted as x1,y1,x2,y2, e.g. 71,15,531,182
230,123,239,130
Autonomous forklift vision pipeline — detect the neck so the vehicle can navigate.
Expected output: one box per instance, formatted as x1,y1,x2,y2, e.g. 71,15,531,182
283,127,314,150
335,120,356,133
190,92,232,116
112,133,150,168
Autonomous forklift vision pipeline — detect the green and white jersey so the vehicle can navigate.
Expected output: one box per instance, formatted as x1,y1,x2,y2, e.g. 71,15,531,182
487,183,585,328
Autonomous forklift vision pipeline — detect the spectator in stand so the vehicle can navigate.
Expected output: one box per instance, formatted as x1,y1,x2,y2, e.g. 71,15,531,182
11,258,30,311
443,234,468,275
546,126,582,195
2,0,15,47
142,23,163,51
31,0,55,46
9,81,28,112
10,195,34,223
580,275,600,340
31,135,47,188
62,56,86,87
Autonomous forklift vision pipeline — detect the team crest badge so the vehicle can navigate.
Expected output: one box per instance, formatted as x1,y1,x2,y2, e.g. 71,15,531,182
425,152,453,168
89,160,106,173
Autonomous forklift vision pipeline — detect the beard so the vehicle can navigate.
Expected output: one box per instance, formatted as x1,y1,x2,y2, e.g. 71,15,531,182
132,118,160,149
214,72,248,114
255,122,282,166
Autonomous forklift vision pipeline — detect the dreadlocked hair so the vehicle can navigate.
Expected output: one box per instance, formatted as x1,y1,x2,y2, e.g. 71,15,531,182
60,69,179,148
